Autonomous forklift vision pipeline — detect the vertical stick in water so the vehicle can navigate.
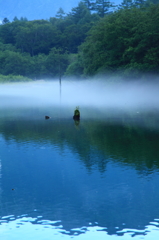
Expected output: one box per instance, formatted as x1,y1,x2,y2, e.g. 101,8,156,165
59,50,62,122
59,67,61,102
59,54,61,104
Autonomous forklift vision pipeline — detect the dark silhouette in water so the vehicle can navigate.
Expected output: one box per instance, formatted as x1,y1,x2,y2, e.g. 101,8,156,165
73,115,80,120
45,116,51,119
74,119,80,127
73,107,80,121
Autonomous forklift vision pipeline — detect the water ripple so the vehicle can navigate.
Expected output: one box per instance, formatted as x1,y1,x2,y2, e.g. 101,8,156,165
0,215,159,239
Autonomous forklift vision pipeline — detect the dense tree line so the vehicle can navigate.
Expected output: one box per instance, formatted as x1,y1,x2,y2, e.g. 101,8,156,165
0,1,99,79
0,0,159,80
77,4,159,77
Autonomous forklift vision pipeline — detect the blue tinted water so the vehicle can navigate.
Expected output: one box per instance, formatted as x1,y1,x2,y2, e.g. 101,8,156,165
0,115,159,239
0,80,159,239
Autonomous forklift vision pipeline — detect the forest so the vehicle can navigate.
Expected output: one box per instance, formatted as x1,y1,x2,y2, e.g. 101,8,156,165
0,0,159,81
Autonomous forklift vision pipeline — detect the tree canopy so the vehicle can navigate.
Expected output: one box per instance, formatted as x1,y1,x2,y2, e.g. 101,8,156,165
78,4,159,76
0,0,159,80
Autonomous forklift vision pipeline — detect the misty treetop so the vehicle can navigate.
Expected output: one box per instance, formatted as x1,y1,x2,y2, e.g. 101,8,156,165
0,0,159,80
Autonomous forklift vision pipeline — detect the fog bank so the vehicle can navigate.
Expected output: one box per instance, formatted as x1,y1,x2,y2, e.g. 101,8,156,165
0,79,158,112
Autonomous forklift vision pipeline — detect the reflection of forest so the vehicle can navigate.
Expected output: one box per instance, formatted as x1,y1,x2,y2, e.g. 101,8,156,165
0,109,159,174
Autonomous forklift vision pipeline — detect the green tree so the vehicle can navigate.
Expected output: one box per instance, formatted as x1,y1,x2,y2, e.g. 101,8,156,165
63,1,99,53
134,0,146,7
118,0,134,9
82,0,92,9
15,20,58,56
65,54,84,76
0,22,15,44
79,5,159,76
95,0,116,17
0,42,17,52
0,50,31,76
82,0,97,11
146,0,159,4
20,17,28,22
13,16,19,22
68,1,91,23
31,54,48,78
55,8,66,19
2,17,10,24
45,48,69,77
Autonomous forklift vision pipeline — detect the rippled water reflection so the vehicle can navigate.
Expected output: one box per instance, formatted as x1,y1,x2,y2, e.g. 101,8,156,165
0,215,159,239
0,81,159,239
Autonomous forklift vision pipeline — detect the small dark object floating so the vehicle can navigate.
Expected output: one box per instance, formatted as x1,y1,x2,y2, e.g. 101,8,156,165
45,116,51,119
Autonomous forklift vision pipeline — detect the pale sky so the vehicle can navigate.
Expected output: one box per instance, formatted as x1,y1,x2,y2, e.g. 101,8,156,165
0,0,122,21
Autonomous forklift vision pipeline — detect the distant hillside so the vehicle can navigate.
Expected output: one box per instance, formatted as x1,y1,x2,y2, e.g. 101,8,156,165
0,0,80,21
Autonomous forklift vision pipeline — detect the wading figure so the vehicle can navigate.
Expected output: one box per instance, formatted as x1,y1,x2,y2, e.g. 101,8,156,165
73,107,80,120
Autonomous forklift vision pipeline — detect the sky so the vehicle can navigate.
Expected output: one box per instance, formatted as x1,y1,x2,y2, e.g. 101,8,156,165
0,0,122,21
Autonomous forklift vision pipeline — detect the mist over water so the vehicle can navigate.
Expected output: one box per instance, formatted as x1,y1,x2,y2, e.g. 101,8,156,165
0,77,159,240
0,77,159,124
0,78,159,107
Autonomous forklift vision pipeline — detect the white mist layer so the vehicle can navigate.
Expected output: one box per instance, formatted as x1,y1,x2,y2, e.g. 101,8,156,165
0,79,159,112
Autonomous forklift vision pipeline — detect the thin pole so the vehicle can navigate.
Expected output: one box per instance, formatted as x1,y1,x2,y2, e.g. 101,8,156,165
59,56,61,102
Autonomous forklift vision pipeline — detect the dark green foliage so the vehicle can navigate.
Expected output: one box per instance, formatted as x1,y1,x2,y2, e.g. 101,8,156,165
55,8,66,19
82,0,94,10
0,74,31,82
15,20,60,56
94,0,116,17
0,1,100,80
45,48,69,78
82,0,116,16
65,54,84,76
147,0,159,3
2,18,10,24
118,0,134,9
0,48,69,79
78,4,159,76
0,50,32,76
0,2,97,56
13,16,19,22
0,1,159,80
63,1,99,53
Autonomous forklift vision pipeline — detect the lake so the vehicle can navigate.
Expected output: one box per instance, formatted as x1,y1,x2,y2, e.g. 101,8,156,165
0,79,159,240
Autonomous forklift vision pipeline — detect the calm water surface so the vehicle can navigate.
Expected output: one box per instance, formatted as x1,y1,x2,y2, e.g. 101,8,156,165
0,81,159,240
